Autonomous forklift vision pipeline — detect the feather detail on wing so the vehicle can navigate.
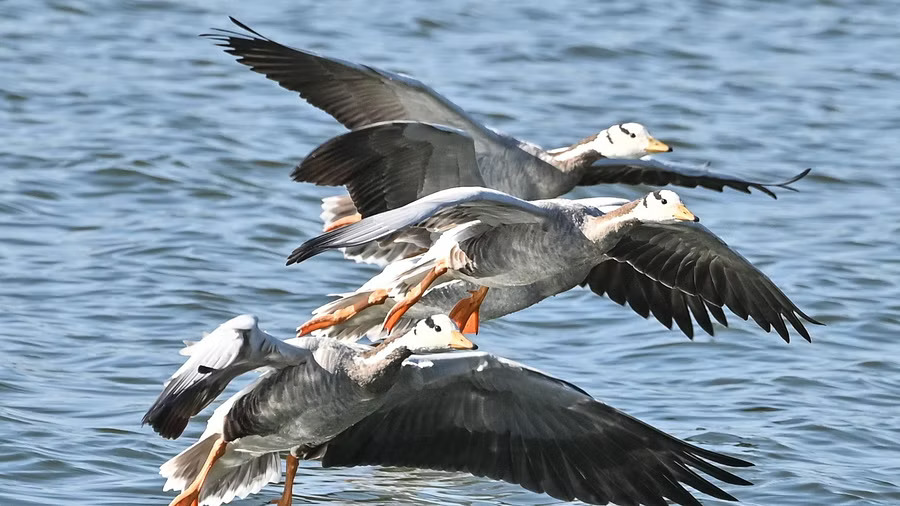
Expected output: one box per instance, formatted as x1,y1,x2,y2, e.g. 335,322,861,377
142,315,309,439
582,158,810,198
287,187,551,265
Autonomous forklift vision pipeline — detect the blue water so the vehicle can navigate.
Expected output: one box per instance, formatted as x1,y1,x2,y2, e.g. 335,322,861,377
2,0,899,504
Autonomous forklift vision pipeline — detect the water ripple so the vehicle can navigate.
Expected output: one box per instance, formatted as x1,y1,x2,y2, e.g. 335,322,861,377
1,0,898,504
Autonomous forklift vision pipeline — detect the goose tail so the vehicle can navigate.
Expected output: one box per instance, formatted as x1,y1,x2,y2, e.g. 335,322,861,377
160,434,281,506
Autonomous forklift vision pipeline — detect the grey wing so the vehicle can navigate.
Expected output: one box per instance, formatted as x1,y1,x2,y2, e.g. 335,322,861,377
294,121,486,218
221,351,337,443
286,187,551,265
585,222,821,342
319,352,752,506
143,315,310,439
581,158,810,198
203,18,498,141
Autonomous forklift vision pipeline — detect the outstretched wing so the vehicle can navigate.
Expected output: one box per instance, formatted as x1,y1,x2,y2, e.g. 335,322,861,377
584,222,821,342
286,187,552,265
142,315,309,439
320,352,752,506
581,158,810,198
203,18,498,143
295,121,486,218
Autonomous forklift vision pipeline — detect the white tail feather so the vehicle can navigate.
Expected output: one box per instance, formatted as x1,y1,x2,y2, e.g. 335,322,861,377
320,195,358,230
161,434,220,493
160,434,282,506
198,452,281,506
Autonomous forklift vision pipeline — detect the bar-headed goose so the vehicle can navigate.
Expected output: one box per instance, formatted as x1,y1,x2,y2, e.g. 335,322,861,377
289,187,820,342
298,121,808,247
147,314,751,506
148,314,476,506
202,19,809,251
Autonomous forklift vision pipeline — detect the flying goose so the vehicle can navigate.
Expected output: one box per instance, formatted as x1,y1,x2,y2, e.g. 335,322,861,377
298,121,809,234
149,314,477,506
302,121,809,264
147,314,751,506
288,187,820,342
202,19,809,234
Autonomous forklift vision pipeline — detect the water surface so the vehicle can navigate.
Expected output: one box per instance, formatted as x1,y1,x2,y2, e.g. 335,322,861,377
2,0,899,504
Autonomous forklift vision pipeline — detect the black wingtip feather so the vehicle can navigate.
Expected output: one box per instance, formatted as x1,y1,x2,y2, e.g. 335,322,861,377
142,397,191,440
286,245,311,265
777,168,812,188
582,161,811,198
227,17,267,39
286,229,342,265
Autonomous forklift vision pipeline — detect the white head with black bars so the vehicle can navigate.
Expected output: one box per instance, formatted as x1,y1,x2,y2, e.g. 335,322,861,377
397,315,477,354
631,190,699,223
599,123,672,159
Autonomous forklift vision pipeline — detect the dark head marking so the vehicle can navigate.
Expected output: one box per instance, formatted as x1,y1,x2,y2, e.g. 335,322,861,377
605,130,613,144
652,190,667,205
619,124,635,138
642,195,648,207
425,317,442,333
423,316,443,332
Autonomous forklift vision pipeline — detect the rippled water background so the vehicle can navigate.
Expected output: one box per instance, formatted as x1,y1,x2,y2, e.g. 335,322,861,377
2,0,900,504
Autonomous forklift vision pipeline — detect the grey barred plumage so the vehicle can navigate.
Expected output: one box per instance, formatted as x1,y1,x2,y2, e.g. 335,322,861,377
150,315,751,506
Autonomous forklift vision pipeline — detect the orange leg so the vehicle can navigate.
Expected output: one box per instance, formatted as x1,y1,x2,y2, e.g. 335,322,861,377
296,289,390,336
449,286,489,334
271,454,299,506
169,437,228,506
383,261,449,333
323,213,362,232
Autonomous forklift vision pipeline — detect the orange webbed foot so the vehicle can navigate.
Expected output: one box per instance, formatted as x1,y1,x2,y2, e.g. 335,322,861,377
382,261,449,333
449,287,489,334
297,290,389,337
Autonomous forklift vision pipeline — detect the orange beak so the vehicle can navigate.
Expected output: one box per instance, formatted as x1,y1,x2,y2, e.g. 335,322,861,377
674,203,699,222
646,136,673,153
449,330,478,350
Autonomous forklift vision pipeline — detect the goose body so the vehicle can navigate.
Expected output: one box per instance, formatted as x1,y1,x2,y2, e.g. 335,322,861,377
147,314,752,506
297,119,807,214
290,187,820,342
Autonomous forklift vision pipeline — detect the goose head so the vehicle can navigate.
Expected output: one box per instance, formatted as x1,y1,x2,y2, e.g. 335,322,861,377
630,190,699,223
395,315,478,354
600,123,672,159
547,123,671,167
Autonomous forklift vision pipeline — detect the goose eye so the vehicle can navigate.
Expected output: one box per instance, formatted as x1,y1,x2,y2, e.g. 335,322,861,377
660,199,667,205
630,133,636,138
433,325,442,333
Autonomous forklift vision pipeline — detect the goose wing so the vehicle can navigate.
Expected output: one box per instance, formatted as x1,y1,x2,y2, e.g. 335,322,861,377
583,222,821,342
581,158,810,198
295,121,485,218
286,187,552,265
319,351,752,506
142,315,310,439
204,18,498,142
